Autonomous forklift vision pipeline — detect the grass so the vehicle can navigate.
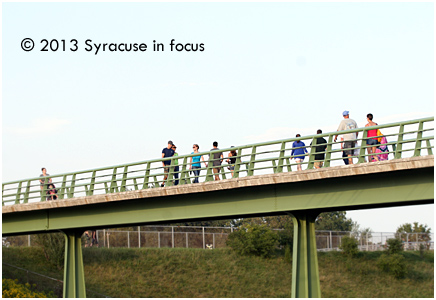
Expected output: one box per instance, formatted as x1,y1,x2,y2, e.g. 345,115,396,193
2,247,434,298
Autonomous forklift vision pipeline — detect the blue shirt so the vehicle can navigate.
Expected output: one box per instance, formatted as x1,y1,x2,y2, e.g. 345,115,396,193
191,152,202,167
162,148,175,165
291,141,308,159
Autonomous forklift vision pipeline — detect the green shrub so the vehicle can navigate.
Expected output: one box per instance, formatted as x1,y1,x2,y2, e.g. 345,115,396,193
377,253,407,279
226,224,278,258
339,236,358,257
2,278,54,298
386,238,403,255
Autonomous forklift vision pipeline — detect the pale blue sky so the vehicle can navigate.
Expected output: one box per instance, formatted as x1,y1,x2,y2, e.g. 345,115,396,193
2,2,434,233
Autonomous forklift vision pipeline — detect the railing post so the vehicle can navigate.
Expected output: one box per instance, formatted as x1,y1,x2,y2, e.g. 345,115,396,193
246,146,256,176
120,166,128,192
40,177,48,202
307,138,317,170
62,230,86,298
138,226,141,248
277,142,286,173
186,232,189,248
414,121,424,157
89,171,96,196
180,157,190,185
205,152,214,181
426,139,433,155
15,182,22,205
202,227,205,249
358,129,368,164
23,180,31,204
68,174,76,198
127,231,130,248
288,211,321,298
143,162,151,189
324,135,334,168
395,124,405,159
165,159,175,187
109,168,118,193
158,232,161,248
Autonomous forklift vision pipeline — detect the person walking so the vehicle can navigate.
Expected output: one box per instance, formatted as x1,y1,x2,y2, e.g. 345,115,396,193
310,130,328,169
161,141,175,187
226,147,237,177
209,142,224,180
172,144,180,185
189,144,205,183
291,134,308,171
365,113,379,162
334,111,358,165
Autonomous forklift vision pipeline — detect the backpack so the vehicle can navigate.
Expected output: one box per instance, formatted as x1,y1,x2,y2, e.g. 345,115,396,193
375,136,389,161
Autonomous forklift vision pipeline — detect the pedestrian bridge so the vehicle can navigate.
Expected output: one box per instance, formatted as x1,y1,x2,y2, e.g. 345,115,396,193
2,117,434,298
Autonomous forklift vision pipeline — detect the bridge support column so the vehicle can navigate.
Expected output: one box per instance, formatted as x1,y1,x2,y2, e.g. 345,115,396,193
289,211,321,298
62,230,86,298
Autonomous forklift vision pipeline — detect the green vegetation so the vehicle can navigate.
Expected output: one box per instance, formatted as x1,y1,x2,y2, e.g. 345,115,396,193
386,238,403,255
2,247,433,298
2,278,54,298
339,236,359,257
226,223,278,258
34,232,65,270
377,254,407,279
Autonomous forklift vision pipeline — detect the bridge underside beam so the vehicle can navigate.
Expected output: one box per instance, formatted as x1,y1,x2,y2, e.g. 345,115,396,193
2,167,434,236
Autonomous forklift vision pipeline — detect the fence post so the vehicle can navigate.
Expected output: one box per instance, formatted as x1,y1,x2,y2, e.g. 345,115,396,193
366,233,369,251
172,226,174,248
103,229,106,247
202,227,205,249
138,226,141,248
127,231,130,248
329,232,332,250
28,235,31,247
158,232,161,248
213,233,215,249
186,232,188,248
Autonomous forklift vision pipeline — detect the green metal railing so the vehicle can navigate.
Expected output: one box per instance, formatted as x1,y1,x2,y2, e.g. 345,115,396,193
2,117,433,206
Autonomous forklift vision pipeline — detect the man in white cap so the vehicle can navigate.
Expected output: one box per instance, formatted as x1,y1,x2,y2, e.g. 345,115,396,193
334,111,358,164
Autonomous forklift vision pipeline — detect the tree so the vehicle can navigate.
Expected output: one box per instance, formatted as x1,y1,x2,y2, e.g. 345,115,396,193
315,211,353,232
396,222,431,242
351,221,372,244
34,232,65,270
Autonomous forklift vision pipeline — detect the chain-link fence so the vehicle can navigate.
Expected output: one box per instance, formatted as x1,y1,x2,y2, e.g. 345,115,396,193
3,226,434,251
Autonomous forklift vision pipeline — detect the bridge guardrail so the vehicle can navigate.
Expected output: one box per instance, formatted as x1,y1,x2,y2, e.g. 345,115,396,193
2,117,434,206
